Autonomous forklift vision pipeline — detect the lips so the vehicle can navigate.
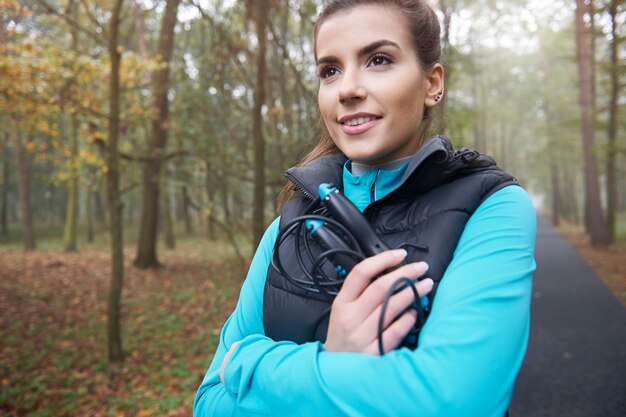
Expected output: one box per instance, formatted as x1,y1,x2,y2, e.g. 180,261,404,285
339,113,381,125
338,113,382,135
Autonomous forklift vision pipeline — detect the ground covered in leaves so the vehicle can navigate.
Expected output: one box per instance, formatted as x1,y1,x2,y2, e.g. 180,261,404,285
555,221,626,306
0,239,247,416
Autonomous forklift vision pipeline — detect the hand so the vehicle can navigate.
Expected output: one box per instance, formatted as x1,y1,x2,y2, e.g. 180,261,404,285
220,341,239,384
324,249,433,355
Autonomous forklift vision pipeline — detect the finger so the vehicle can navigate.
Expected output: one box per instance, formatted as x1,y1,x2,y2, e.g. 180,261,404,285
335,249,407,303
356,262,429,313
362,278,433,334
364,309,418,356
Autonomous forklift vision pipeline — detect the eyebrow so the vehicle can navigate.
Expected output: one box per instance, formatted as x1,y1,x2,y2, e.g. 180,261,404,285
316,39,401,65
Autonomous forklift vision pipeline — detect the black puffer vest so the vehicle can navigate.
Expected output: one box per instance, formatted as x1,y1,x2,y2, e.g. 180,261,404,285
263,136,517,344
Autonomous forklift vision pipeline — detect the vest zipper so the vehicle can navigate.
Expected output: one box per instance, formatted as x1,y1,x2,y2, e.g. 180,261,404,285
370,170,381,204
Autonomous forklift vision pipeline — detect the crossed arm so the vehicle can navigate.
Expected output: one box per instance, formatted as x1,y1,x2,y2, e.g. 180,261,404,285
194,186,536,417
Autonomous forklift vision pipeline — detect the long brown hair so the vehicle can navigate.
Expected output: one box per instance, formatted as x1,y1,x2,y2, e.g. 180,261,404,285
278,0,443,208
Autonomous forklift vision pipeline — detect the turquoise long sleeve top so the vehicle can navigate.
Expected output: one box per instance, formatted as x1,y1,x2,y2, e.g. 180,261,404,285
194,161,537,417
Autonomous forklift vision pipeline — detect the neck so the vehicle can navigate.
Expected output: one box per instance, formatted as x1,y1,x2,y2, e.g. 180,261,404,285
351,155,414,176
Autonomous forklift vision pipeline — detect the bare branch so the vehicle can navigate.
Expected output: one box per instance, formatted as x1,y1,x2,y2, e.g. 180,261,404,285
190,0,254,86
34,0,107,47
77,0,108,40
267,22,316,101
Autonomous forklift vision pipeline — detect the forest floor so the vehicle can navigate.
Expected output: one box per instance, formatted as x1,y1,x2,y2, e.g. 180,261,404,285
0,233,250,417
553,219,626,306
0,218,624,417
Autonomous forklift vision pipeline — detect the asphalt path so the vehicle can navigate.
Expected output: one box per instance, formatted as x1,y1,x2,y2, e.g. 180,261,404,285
510,215,626,416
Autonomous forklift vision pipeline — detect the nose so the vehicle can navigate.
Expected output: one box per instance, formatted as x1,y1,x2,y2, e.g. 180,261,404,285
338,67,366,104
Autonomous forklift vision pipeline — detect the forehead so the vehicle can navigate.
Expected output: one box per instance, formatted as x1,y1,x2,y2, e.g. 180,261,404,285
316,5,413,59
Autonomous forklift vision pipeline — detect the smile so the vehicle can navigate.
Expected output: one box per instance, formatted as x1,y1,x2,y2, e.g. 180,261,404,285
342,116,380,126
338,114,382,135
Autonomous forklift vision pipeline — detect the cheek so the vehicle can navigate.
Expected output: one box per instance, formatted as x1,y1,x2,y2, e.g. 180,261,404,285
318,90,336,126
317,89,329,114
388,71,426,107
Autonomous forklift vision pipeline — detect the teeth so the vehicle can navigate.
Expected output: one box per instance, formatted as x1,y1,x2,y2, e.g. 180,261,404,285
344,116,376,126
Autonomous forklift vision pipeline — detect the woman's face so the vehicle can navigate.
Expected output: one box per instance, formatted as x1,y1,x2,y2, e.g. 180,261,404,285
315,5,442,164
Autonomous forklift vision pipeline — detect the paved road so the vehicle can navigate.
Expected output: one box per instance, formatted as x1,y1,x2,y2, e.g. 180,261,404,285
510,215,626,416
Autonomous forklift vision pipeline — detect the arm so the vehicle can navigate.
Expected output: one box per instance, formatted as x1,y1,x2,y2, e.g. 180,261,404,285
220,186,536,417
193,218,281,417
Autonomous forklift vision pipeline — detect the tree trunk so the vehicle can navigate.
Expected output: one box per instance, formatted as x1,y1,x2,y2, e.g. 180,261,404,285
94,187,106,230
14,131,36,250
1,132,9,236
86,186,94,243
588,0,597,115
574,0,608,246
181,185,193,235
134,0,181,268
162,165,175,249
585,0,597,235
63,116,79,251
539,37,561,226
550,163,561,226
218,172,231,223
107,0,125,363
251,0,268,248
205,160,216,240
131,0,149,59
563,164,580,223
605,0,619,243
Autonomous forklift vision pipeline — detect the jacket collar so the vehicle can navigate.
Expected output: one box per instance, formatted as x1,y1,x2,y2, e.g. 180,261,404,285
285,135,454,200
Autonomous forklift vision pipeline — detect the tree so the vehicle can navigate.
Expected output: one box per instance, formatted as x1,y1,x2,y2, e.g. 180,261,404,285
62,0,80,252
605,0,621,243
251,0,269,248
135,0,181,268
14,132,36,250
106,0,126,363
1,133,9,235
574,0,609,245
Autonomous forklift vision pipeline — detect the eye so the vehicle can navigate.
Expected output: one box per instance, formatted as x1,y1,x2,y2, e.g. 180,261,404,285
368,54,392,67
318,65,340,79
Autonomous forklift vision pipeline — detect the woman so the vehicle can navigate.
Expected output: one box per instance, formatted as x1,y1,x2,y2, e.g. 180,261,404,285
194,1,536,416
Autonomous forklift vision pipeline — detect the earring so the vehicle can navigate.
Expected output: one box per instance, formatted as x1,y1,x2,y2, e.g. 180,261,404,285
434,91,444,102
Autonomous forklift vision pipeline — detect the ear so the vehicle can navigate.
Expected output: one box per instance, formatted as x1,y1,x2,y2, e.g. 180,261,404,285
424,64,445,108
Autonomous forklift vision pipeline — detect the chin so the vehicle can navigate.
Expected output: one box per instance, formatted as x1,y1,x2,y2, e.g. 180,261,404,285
339,145,384,164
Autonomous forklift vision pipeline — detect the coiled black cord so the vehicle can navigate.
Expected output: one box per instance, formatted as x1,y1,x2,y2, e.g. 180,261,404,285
270,211,427,355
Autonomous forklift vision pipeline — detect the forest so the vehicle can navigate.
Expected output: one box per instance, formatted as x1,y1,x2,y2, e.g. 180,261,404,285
1,0,625,415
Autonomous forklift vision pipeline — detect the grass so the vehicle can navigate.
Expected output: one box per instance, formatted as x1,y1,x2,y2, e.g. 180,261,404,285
0,229,251,417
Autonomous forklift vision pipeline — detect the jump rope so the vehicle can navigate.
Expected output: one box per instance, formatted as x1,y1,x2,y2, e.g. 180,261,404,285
270,183,429,355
